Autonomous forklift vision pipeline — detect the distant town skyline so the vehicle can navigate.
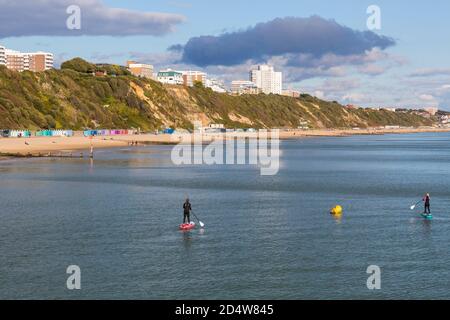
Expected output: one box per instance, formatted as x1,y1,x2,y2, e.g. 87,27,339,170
1,0,450,109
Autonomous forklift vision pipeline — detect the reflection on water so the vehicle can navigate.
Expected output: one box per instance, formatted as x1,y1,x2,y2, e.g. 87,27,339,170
421,220,433,237
331,214,343,224
89,158,94,172
182,231,193,249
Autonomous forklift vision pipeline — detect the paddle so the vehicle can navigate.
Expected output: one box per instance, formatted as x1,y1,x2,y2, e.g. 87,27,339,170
410,200,422,210
191,211,205,228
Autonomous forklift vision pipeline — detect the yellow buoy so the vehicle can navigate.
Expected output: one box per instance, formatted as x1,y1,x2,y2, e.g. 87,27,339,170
330,205,343,215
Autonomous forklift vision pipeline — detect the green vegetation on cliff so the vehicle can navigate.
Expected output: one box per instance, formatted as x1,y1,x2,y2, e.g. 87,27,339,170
0,58,434,130
60,58,131,76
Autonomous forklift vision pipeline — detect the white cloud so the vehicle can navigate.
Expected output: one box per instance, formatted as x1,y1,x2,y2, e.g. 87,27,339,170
419,94,436,102
314,91,325,99
321,78,361,92
342,93,367,103
357,64,386,76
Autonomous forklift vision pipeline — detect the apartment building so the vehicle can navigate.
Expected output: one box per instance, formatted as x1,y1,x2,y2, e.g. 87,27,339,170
28,52,54,72
282,89,301,98
205,78,227,93
425,107,438,116
250,65,282,95
157,69,184,85
231,80,262,95
5,49,25,71
0,45,6,66
4,48,53,72
127,61,154,79
182,70,207,87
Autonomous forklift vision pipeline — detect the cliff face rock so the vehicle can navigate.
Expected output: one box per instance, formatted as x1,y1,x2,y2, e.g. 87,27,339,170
0,60,434,130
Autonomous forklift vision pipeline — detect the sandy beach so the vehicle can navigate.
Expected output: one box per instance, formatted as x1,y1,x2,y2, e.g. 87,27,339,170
1,127,449,158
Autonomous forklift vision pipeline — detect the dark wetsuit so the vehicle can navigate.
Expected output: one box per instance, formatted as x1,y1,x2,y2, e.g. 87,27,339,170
424,196,431,214
183,202,192,223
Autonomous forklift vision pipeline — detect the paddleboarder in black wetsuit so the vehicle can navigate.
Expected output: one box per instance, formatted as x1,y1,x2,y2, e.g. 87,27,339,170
183,199,192,224
423,193,431,214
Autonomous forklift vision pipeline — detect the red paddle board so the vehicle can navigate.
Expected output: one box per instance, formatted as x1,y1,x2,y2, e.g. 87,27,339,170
179,222,196,231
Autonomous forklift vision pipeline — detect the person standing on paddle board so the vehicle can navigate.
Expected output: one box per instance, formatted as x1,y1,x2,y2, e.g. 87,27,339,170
183,199,192,224
423,193,431,214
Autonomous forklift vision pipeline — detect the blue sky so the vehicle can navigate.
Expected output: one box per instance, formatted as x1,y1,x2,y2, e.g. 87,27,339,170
1,0,450,109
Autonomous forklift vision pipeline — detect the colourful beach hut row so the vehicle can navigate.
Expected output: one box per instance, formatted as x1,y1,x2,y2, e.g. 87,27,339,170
1,130,32,138
83,129,136,137
35,130,74,137
1,129,74,138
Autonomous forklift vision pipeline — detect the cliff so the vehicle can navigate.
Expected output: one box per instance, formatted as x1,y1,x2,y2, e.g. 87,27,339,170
0,59,434,130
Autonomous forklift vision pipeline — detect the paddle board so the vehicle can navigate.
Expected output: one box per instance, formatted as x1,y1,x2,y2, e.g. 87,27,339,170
421,214,433,220
179,222,196,231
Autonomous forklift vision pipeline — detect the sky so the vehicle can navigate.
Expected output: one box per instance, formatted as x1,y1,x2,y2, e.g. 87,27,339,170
1,0,450,109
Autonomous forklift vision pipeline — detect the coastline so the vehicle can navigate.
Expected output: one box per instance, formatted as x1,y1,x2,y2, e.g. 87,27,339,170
1,127,449,159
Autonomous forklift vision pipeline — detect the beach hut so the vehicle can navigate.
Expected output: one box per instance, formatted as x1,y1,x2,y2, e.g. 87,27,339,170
51,130,63,137
98,129,110,136
35,130,73,137
36,130,52,137
9,130,31,138
64,130,74,137
53,130,73,137
83,130,98,137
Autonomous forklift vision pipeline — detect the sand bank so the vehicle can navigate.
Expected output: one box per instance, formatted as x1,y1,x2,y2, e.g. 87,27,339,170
1,127,449,158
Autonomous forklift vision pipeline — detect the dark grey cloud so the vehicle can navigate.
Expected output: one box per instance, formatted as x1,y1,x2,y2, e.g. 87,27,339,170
0,0,185,38
167,44,184,52
179,16,396,67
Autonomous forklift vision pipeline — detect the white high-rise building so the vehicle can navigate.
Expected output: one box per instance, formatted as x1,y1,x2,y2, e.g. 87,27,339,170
0,45,6,66
250,65,282,95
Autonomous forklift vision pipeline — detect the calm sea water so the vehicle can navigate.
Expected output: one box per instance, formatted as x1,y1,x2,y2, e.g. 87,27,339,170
1,133,450,299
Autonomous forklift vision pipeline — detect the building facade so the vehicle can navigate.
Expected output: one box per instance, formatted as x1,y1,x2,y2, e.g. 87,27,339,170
28,52,54,72
282,89,301,98
424,107,438,116
157,69,184,85
127,61,154,79
158,69,208,87
5,49,25,71
250,65,282,95
0,46,6,66
4,49,53,72
182,70,207,87
205,78,227,93
231,80,261,95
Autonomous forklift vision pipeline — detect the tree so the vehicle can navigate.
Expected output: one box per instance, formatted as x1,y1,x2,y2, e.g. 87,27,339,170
193,81,204,89
61,58,96,73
